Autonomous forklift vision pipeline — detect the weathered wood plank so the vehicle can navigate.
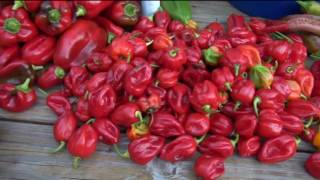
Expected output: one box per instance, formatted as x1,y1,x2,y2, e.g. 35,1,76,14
0,121,314,180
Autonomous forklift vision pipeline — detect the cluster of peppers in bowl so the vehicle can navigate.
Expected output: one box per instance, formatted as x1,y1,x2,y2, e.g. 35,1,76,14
1,0,320,179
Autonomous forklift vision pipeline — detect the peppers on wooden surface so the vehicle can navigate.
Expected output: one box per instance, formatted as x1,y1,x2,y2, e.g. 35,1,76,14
111,102,142,128
92,118,119,145
237,136,261,157
194,155,225,180
184,113,210,137
209,113,234,137
305,152,320,179
64,66,89,97
46,90,71,116
37,65,65,89
167,83,190,114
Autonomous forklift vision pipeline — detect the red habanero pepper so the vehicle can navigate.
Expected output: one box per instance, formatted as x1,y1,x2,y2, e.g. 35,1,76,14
85,72,108,93
294,68,314,97
46,90,71,116
74,1,113,19
22,35,55,66
75,97,90,122
189,80,220,114
37,65,65,89
184,113,210,137
221,102,254,118
288,42,307,64
301,127,317,143
258,135,298,164
311,61,320,80
167,83,190,114
276,62,303,80
312,80,320,97
156,68,179,89
266,40,292,63
237,136,261,157
106,61,133,91
64,66,89,97
194,155,225,180
257,109,283,139
88,84,116,119
0,60,35,86
235,114,257,138
147,84,167,100
212,38,232,53
237,45,262,67
220,48,249,76
160,46,187,70
108,1,140,27
0,78,36,112
178,28,197,46
34,1,72,36
287,99,319,119
168,20,185,34
134,16,155,33
209,113,234,137
86,49,113,73
0,6,38,46
253,89,286,116
12,0,43,13
154,10,171,30
50,111,77,153
128,36,149,58
248,17,266,34
182,65,211,88
230,79,255,110
54,20,106,70
206,21,224,36
150,111,185,138
287,80,303,100
160,135,197,163
67,124,98,169
92,118,120,145
250,64,274,89
127,120,150,141
211,67,235,92
109,35,134,62
305,152,320,179
186,46,201,64
271,76,292,99
136,94,161,113
111,102,143,128
195,28,212,49
94,16,124,44
152,34,173,51
278,111,304,136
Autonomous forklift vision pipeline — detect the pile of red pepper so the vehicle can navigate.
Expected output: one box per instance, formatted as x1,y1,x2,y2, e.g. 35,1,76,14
1,1,320,179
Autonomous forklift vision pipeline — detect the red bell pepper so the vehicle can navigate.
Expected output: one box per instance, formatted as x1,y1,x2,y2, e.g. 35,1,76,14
194,155,225,180
134,16,155,33
37,65,65,89
250,64,273,89
54,20,106,70
235,114,257,138
160,135,197,163
111,102,142,128
294,68,314,97
152,34,173,51
258,134,298,164
279,111,304,136
92,118,119,145
271,76,292,99
156,68,179,89
182,65,211,88
150,111,185,138
46,90,71,116
305,152,320,179
75,97,90,122
160,46,187,70
230,79,255,110
106,61,133,91
12,0,43,13
211,67,235,92
220,48,249,76
67,124,98,169
64,66,89,97
74,1,113,19
237,136,261,157
154,10,171,30
209,113,234,137
86,49,113,73
0,5,38,46
108,1,140,27
184,113,210,137
167,83,190,114
257,110,283,138
253,89,286,116
94,16,124,43
34,1,72,36
287,99,319,118
0,78,36,112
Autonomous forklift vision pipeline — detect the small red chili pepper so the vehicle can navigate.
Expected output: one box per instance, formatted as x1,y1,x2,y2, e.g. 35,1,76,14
235,114,257,138
67,123,98,169
156,68,179,89
253,89,286,116
237,136,261,157
111,102,143,128
0,5,38,46
64,66,89,97
154,10,171,30
94,16,124,43
46,90,71,116
257,109,283,139
37,65,65,89
92,118,120,145
279,111,304,136
152,34,173,51
211,66,234,92
209,113,234,137
258,135,298,164
287,99,319,119
108,1,140,27
160,46,187,70
150,111,185,138
134,16,155,33
74,1,113,19
271,76,292,99
75,97,90,122
184,113,210,137
294,68,314,97
182,65,211,88
86,49,113,73
305,152,320,179
106,61,133,91
194,155,225,180
167,83,190,114
0,78,36,112
220,48,249,76
230,79,255,110
160,135,197,163
12,0,43,13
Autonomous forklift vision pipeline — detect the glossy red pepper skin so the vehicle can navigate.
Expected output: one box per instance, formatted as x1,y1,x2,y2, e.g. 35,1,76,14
194,28,212,49
22,35,55,66
88,84,116,119
108,1,140,27
37,65,65,89
94,16,124,39
106,61,133,91
128,135,165,165
209,113,234,137
235,114,257,138
0,6,38,46
0,45,19,69
237,136,261,157
168,20,185,34
211,67,235,92
35,1,72,36
294,68,314,97
257,110,283,139
254,89,286,114
134,16,155,33
272,76,292,98
182,66,211,88
199,135,235,159
305,152,320,179
194,155,225,180
220,48,249,76
266,40,292,63
111,103,140,128
312,80,320,97
184,113,210,137
54,20,106,70
167,83,190,114
275,62,303,80
75,97,90,122
279,111,304,136
160,47,187,71
231,79,255,107
156,68,179,89
86,49,113,73
46,90,71,116
221,102,254,118
128,36,148,58
74,1,113,19
92,118,119,145
53,111,77,148
150,111,185,138
64,67,89,97
186,46,201,64
160,135,197,163
258,135,297,164
12,0,43,13
154,11,171,30
286,99,319,119
152,34,173,51
109,35,134,62
248,18,266,34
85,72,107,93
288,42,307,64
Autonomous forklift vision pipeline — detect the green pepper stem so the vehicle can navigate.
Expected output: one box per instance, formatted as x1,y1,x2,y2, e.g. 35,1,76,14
231,134,240,147
304,117,314,128
16,78,31,93
241,72,248,79
12,0,26,10
113,144,130,158
225,82,232,92
196,134,207,144
48,9,61,24
72,157,81,169
86,118,95,124
253,96,261,117
126,54,131,63
145,40,153,46
274,31,293,43
4,18,21,34
234,64,240,77
202,104,212,115
169,49,178,57
300,93,308,100
38,88,48,96
31,65,44,71
54,66,65,79
295,136,301,145
124,3,138,17
75,5,86,17
286,65,295,74
150,64,160,68
107,32,116,44
49,141,65,153
233,101,241,111
135,111,144,123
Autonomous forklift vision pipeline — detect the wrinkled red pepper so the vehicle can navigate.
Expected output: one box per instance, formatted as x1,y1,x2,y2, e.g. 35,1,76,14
221,102,254,118
230,79,255,110
134,16,155,33
211,66,235,92
209,113,234,137
46,90,71,116
106,61,133,91
108,1,140,27
64,66,89,97
266,40,291,63
253,89,286,116
184,113,210,137
152,34,173,51
287,99,319,119
182,65,211,88
156,68,179,89
92,118,119,145
111,102,142,128
160,46,187,70
194,155,225,180
257,109,283,139
279,111,304,136
237,136,261,157
235,114,257,138
271,76,292,99
167,83,190,114
86,48,113,73
75,97,90,122
109,34,134,62
220,48,249,76
94,16,124,43
294,68,314,97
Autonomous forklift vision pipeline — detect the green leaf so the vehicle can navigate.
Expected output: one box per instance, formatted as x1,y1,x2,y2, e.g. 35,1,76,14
160,1,192,24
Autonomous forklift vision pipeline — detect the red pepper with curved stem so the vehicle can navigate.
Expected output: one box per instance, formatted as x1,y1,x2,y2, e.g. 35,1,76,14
108,1,140,27
154,10,171,30
50,111,77,153
0,78,36,112
184,113,210,137
106,61,133,91
94,16,124,44
109,35,134,62
194,155,225,180
35,1,72,36
199,134,239,159
253,89,286,116
279,111,304,136
276,62,303,80
258,135,298,164
88,84,116,119
156,68,179,89
287,99,319,119
305,152,320,179
167,83,190,114
92,118,119,145
75,97,90,122
12,0,43,13
134,16,155,33
190,80,219,114
287,80,304,100
54,20,106,70
160,135,197,163
211,67,235,92
22,35,55,66
266,40,292,63
220,48,249,77
74,1,113,19
152,34,173,51
250,64,273,89
272,76,292,99
230,79,255,110
150,111,185,138
111,102,143,128
294,68,314,97
168,20,185,34
311,61,320,80
64,66,89,97
86,49,113,73
38,65,65,89
235,114,257,138
182,66,211,88
46,90,71,116
67,123,98,169
257,109,283,138
0,6,38,46
160,46,187,70
221,102,254,118
237,136,261,157
209,113,234,137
